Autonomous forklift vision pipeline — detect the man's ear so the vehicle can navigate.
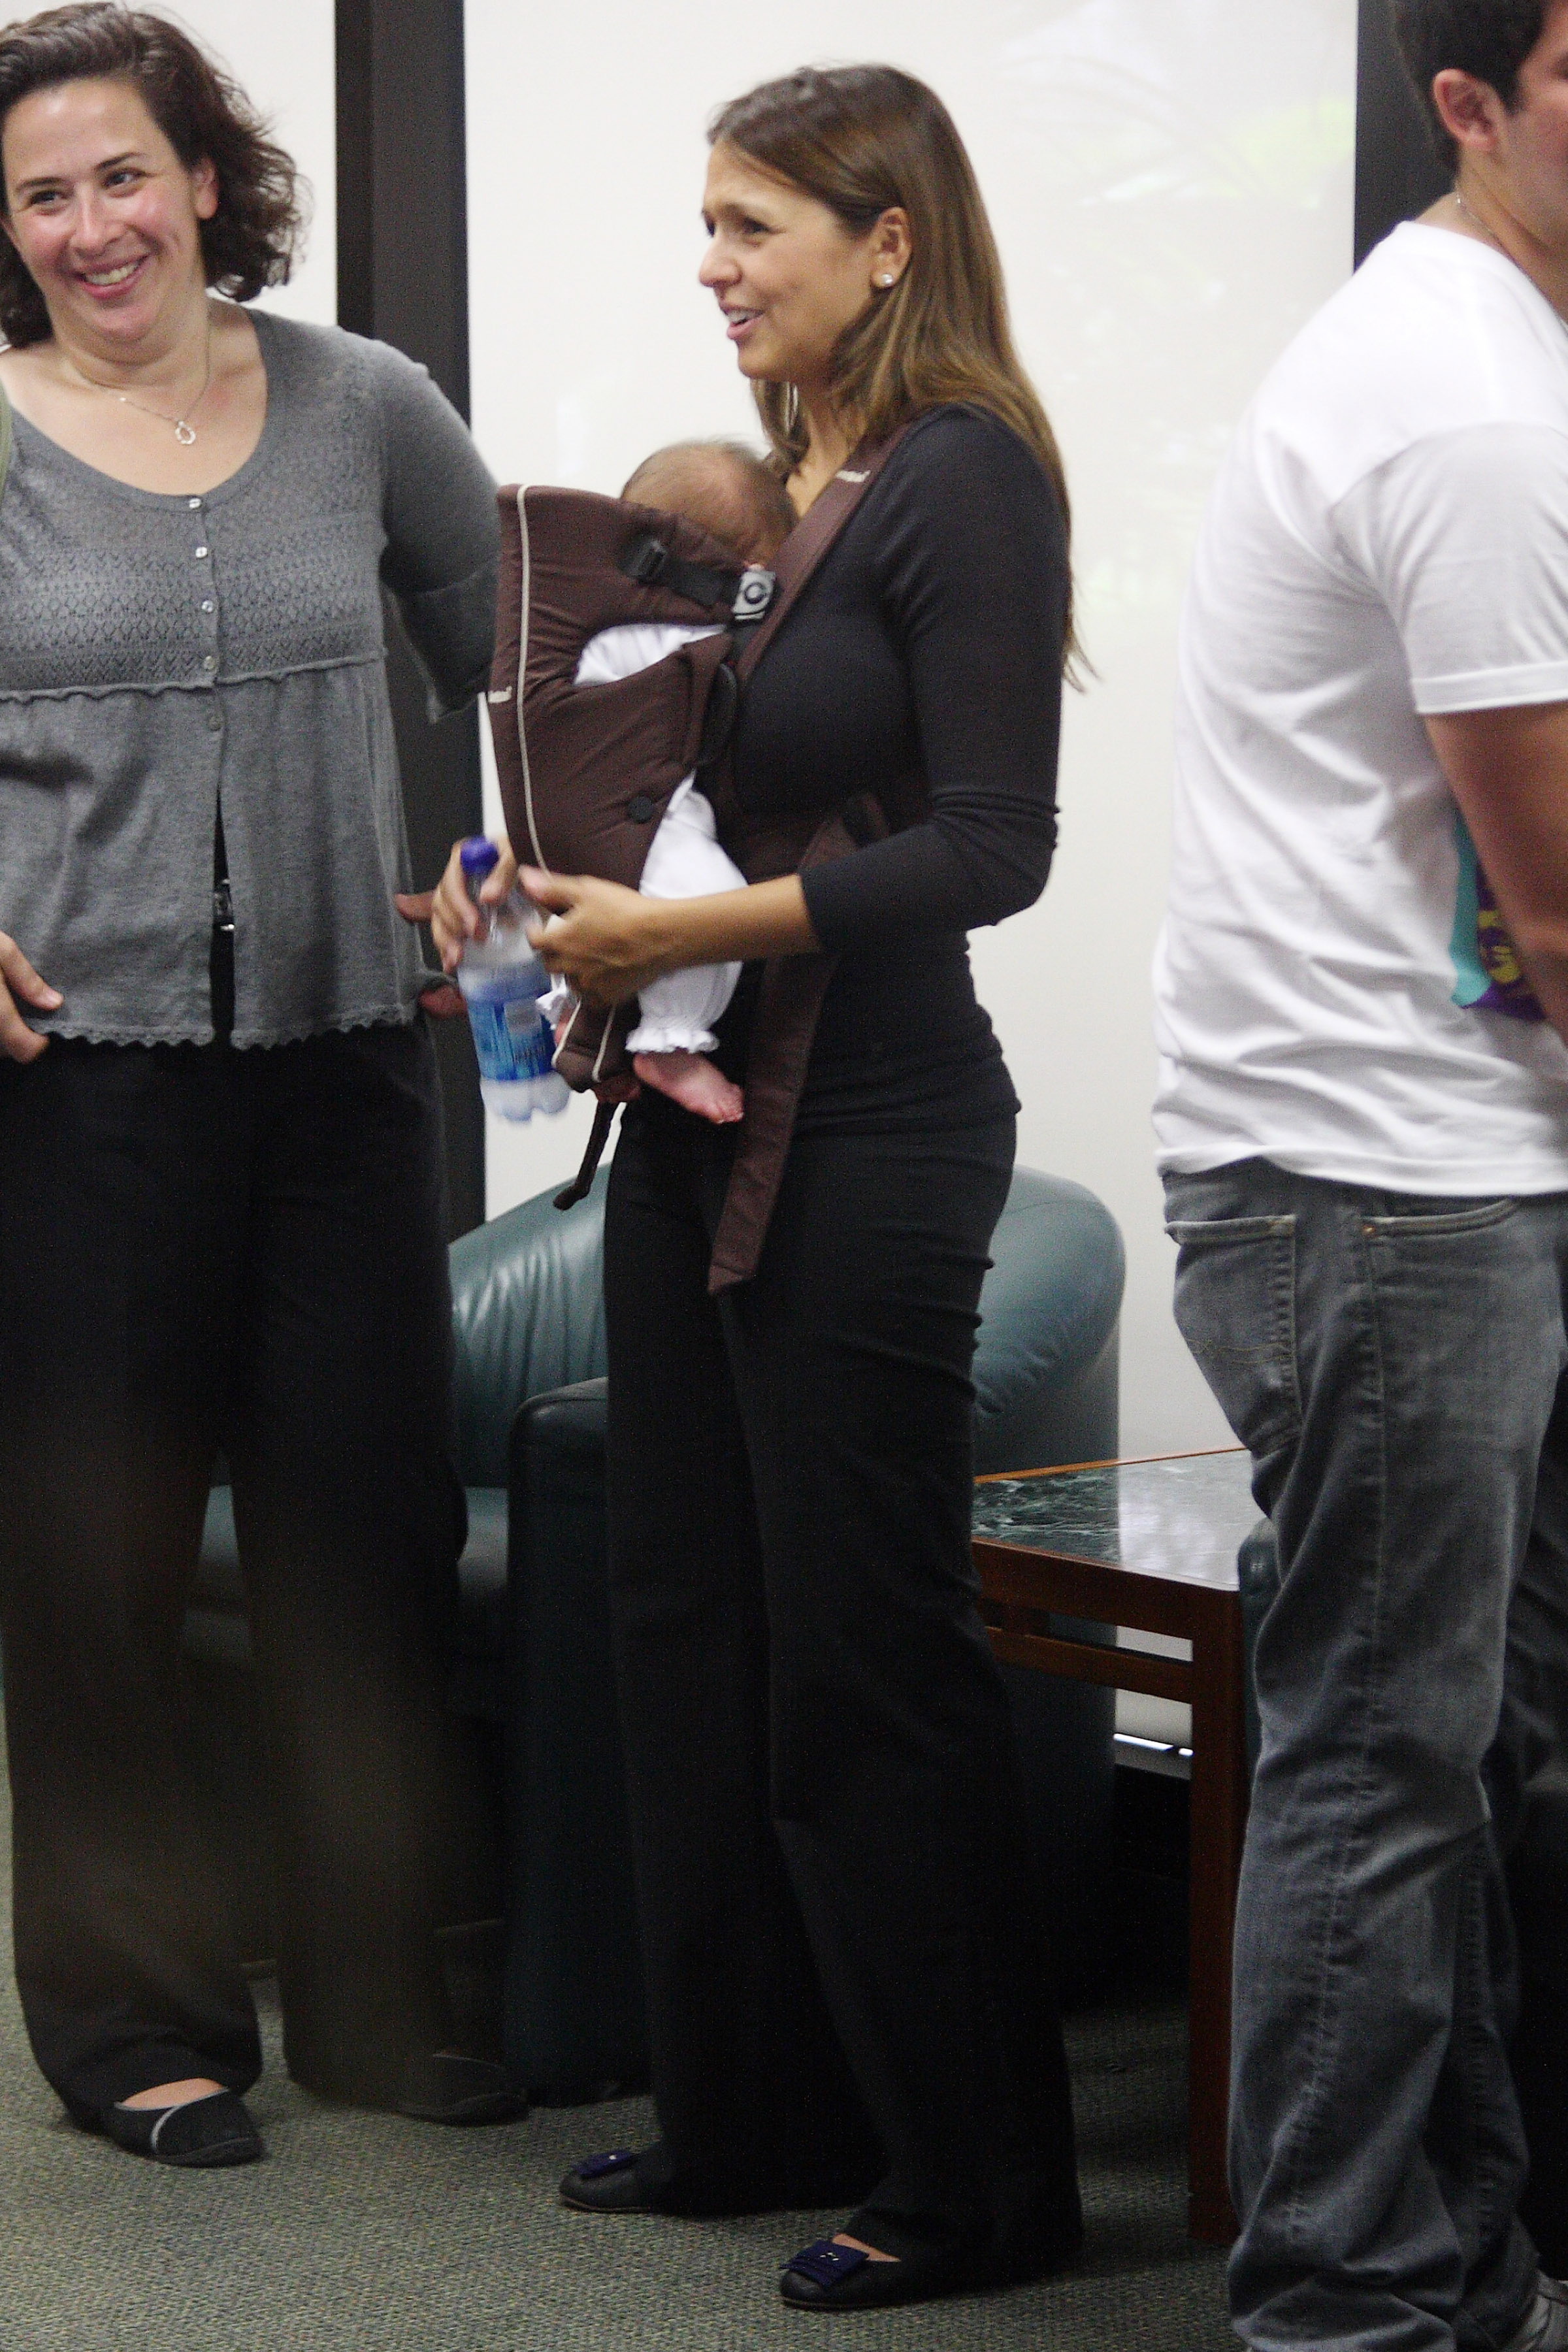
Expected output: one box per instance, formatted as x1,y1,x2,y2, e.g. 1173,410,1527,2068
1432,67,1506,157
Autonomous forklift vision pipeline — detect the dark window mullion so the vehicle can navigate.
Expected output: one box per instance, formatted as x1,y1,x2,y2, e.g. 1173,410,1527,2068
336,0,485,1237
1356,0,1451,266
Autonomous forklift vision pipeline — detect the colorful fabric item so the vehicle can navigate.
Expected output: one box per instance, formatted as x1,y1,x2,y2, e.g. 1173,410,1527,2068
1449,813,1545,1023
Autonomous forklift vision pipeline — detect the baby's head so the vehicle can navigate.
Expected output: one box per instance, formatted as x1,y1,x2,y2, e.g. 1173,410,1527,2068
621,440,794,567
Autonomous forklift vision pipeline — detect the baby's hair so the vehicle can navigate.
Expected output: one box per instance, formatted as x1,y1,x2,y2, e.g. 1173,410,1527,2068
622,439,795,563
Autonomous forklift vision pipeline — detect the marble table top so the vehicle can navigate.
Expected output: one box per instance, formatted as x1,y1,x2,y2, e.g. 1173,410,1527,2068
971,1450,1260,1594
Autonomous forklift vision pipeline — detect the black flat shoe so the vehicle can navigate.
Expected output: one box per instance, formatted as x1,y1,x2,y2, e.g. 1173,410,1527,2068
560,2149,651,2211
779,2219,1081,2314
395,2053,525,2125
99,2089,263,2169
780,2236,964,2312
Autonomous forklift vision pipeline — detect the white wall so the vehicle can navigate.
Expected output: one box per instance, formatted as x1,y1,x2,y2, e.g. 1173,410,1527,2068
165,1,335,327
465,0,1358,1456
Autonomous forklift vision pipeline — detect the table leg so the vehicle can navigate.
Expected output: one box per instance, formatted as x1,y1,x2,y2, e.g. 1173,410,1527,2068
1186,1594,1247,2244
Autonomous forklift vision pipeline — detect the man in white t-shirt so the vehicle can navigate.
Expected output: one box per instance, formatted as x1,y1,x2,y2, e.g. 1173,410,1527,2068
1156,5,1568,2348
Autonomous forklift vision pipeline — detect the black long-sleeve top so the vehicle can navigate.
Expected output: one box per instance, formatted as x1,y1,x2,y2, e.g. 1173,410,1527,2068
724,402,1068,1132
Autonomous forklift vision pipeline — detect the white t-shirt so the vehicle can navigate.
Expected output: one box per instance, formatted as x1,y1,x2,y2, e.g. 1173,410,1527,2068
1153,223,1568,1193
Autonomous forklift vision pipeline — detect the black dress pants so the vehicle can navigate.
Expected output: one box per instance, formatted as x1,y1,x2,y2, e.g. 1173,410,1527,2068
0,1021,465,2118
603,1093,1081,2269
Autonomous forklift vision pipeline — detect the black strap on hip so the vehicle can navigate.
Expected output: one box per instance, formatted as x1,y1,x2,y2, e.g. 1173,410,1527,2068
554,1096,619,1211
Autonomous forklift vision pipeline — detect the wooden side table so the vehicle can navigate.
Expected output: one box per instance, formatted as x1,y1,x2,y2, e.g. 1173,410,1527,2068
972,1448,1260,2245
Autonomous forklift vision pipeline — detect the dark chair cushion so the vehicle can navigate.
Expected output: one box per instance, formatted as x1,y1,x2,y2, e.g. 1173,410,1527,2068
448,1168,610,1488
505,1379,645,2101
453,1490,509,1660
184,1488,248,1668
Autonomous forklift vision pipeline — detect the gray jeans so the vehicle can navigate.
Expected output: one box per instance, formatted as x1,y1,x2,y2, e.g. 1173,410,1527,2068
1164,1158,1568,2352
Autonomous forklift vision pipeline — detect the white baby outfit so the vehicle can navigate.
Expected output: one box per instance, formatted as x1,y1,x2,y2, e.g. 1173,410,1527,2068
568,621,745,1055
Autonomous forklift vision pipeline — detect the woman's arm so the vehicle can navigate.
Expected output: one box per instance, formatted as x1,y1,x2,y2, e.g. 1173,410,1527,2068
794,406,1067,951
410,835,817,1006
521,868,818,1005
370,340,500,714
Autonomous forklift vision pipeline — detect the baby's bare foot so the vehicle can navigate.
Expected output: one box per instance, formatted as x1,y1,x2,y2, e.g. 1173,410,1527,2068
633,1050,744,1124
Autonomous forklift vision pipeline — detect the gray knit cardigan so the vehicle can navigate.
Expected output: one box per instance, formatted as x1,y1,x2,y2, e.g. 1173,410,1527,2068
0,307,498,1048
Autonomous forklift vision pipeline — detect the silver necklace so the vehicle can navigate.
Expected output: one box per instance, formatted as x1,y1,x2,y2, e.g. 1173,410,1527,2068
1452,189,1568,330
1453,189,1502,246
69,324,213,446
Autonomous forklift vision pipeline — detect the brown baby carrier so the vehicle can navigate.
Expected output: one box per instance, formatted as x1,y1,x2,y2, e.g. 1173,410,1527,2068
485,432,913,1293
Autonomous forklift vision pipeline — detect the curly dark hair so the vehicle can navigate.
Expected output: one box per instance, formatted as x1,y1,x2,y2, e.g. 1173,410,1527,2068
1392,0,1552,168
0,1,304,345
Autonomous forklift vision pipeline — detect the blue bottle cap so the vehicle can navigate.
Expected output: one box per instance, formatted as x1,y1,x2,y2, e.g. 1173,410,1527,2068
460,836,500,883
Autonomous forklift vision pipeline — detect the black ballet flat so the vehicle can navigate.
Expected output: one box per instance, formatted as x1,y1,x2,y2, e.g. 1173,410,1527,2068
779,2217,1080,2314
559,2149,651,2212
779,2236,965,2312
395,2053,526,2125
99,2089,263,2169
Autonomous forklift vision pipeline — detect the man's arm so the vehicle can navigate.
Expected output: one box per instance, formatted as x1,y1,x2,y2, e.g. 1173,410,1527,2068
1427,702,1568,1045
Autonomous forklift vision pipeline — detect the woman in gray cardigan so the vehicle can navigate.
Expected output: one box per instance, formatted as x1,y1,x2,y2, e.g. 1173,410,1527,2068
0,3,503,2165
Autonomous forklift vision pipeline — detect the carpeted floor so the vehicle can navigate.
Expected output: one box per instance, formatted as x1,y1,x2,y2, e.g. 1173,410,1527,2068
0,1771,1234,2349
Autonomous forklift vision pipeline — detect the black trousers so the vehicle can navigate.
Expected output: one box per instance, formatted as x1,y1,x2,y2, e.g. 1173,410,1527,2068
603,1094,1081,2267
0,1020,465,2117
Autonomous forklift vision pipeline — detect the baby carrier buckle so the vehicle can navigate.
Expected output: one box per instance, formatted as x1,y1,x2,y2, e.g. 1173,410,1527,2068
619,532,777,629
730,566,776,625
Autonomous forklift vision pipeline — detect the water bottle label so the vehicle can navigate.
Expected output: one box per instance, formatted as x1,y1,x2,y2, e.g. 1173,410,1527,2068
468,996,553,1085
461,963,549,1005
460,933,550,996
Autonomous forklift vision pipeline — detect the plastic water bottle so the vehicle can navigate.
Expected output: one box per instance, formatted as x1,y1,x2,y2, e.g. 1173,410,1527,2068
455,838,570,1122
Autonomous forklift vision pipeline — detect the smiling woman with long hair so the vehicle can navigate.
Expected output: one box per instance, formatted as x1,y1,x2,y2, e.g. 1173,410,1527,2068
432,60,1084,2314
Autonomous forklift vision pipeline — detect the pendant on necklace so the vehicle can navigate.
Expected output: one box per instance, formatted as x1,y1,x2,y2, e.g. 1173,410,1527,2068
174,420,196,446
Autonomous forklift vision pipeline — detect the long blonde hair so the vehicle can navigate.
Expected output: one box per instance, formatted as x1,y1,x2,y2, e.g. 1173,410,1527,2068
708,63,1079,672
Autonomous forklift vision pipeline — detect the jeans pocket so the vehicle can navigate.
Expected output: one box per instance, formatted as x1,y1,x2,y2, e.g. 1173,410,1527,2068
1360,1198,1517,1239
1166,1213,1301,1456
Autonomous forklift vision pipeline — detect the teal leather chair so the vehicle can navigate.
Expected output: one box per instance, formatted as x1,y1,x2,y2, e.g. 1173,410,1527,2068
185,1163,1125,2085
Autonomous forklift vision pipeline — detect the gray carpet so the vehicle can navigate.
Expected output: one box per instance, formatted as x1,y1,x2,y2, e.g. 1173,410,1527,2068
0,1771,1233,2348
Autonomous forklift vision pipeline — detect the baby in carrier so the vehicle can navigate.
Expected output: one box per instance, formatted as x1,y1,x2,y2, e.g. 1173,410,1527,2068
545,439,796,1124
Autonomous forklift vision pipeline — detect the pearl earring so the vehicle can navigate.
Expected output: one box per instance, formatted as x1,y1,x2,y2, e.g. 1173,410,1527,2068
878,274,895,287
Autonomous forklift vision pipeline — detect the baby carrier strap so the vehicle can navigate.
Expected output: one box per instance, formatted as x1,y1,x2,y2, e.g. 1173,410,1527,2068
702,425,917,1294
